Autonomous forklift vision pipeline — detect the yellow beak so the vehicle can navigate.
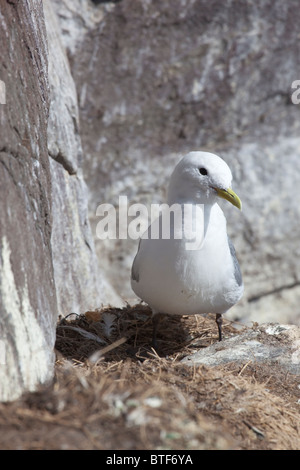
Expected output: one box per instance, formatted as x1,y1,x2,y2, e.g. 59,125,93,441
214,187,242,210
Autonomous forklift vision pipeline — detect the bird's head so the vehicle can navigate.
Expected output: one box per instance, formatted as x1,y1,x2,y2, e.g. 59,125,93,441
167,151,242,209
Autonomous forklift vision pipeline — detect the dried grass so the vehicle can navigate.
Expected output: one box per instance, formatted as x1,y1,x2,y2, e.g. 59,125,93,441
0,304,299,450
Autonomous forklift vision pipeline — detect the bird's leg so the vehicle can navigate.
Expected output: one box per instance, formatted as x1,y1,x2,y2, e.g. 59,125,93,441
152,313,162,350
215,313,223,341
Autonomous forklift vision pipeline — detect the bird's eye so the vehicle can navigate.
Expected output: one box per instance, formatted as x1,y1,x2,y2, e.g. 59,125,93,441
199,167,208,176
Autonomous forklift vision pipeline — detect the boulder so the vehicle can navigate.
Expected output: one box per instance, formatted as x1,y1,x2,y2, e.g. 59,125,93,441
0,0,56,402
44,1,122,315
182,323,300,375
52,0,300,325
0,0,121,402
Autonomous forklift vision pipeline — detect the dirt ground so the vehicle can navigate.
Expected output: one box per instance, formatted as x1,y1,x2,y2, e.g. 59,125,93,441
0,304,299,450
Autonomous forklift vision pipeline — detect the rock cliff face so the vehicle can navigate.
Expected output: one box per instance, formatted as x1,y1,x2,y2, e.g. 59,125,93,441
1,0,300,402
0,0,56,401
45,2,121,316
53,0,300,325
0,0,120,402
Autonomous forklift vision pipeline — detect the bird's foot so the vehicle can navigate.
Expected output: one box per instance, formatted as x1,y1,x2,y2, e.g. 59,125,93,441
215,313,223,341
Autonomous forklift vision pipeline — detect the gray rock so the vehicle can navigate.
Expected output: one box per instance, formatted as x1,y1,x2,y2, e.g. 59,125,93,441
44,1,122,315
182,324,300,375
0,1,122,402
0,0,57,402
53,0,300,325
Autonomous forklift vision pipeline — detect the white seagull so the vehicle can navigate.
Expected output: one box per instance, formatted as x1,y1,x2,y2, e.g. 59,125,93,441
131,151,244,348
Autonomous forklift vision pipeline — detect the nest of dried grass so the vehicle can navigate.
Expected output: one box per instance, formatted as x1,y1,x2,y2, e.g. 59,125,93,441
0,303,299,450
55,303,239,362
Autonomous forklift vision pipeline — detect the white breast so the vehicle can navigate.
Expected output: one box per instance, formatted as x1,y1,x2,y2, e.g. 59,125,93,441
131,204,243,316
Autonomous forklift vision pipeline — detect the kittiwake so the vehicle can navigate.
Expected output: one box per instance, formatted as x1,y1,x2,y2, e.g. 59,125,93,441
131,151,244,348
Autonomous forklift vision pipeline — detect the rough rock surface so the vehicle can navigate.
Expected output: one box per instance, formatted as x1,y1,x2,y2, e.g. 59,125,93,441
0,1,121,402
44,2,121,315
1,0,299,404
53,0,300,325
182,323,300,375
0,0,57,401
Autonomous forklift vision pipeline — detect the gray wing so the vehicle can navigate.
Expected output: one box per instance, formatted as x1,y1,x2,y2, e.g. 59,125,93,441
131,239,141,282
227,236,243,286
